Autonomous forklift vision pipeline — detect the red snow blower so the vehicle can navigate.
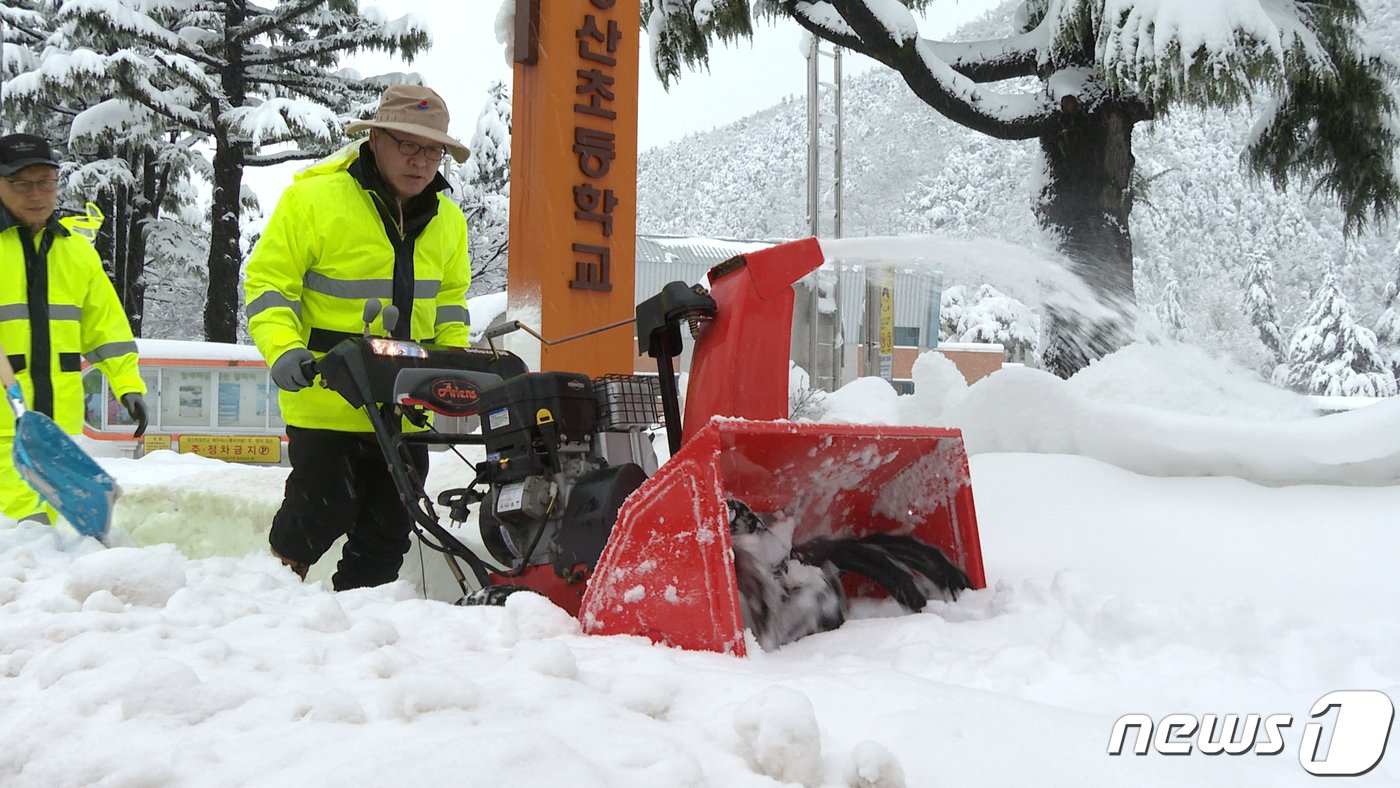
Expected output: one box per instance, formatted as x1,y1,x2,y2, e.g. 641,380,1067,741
313,238,985,655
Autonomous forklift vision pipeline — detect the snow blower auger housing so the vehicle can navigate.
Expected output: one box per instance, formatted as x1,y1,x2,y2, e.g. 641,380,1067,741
579,238,986,656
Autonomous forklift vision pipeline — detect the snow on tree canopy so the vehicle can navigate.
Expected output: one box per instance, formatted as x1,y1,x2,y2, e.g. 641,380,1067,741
359,6,432,40
70,99,150,141
692,0,717,27
1085,0,1334,101
814,0,1353,118
227,99,340,147
58,0,185,47
496,0,518,65
5,47,106,99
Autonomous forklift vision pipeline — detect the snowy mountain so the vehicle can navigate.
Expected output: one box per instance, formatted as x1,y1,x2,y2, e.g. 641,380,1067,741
637,1,1400,374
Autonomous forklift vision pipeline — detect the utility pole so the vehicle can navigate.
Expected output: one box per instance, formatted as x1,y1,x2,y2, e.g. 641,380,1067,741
795,36,846,392
806,38,843,238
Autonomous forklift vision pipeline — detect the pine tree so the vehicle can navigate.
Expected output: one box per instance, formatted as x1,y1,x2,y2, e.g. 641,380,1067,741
952,284,1040,363
1241,250,1286,364
645,0,1400,375
1374,243,1400,379
469,81,511,197
1276,260,1396,397
1155,279,1188,340
27,0,430,342
450,80,511,295
3,1,211,336
938,285,967,343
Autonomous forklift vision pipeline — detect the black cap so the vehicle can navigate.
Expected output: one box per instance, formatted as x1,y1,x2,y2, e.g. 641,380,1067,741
0,134,61,177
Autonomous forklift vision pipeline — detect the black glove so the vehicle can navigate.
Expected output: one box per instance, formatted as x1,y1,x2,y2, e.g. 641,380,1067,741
271,348,316,392
120,392,148,438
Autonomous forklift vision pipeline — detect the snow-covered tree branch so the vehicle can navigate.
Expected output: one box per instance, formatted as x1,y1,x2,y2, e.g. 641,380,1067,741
12,0,432,343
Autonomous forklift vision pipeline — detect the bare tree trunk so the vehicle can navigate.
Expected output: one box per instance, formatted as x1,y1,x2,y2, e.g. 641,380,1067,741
203,139,244,342
91,145,154,336
121,154,156,336
1036,103,1144,377
203,1,247,343
111,180,134,329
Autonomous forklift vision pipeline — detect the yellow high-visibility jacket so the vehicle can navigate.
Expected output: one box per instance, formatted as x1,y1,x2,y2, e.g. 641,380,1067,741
0,205,145,438
244,141,472,432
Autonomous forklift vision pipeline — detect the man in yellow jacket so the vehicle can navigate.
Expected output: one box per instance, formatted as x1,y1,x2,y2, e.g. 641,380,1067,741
0,133,147,523
244,85,472,589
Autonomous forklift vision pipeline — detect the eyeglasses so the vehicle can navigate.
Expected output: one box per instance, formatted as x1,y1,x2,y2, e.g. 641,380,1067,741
381,130,447,162
4,177,60,194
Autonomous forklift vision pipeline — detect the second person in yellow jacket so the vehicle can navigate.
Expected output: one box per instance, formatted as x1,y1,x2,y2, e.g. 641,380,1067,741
0,133,147,524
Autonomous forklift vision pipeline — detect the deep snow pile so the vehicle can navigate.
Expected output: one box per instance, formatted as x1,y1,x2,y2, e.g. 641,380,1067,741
2,337,1399,785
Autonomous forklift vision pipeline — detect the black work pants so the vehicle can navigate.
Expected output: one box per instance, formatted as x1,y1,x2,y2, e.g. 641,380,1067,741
269,426,429,591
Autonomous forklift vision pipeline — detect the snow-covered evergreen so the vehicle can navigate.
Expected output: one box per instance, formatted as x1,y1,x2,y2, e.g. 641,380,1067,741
450,80,511,295
1154,279,1187,341
940,284,1040,364
1376,284,1400,382
1275,257,1397,397
1371,243,1400,381
1241,250,1286,368
3,0,432,341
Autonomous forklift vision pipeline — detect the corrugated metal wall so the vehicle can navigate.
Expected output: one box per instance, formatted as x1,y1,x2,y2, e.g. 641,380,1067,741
634,236,770,299
830,266,940,345
636,237,941,345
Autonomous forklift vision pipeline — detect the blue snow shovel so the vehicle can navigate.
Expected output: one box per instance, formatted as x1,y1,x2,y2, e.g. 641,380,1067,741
0,346,116,541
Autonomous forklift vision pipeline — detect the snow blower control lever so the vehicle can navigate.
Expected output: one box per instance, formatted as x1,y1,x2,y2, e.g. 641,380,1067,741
634,281,717,455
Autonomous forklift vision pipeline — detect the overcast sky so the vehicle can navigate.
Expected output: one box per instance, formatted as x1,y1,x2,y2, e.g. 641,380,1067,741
242,1,1004,203
358,1,1005,152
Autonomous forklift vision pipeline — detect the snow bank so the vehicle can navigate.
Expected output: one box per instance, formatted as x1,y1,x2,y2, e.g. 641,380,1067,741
824,342,1400,486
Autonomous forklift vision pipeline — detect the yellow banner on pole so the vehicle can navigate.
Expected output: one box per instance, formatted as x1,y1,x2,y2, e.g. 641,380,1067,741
879,286,894,356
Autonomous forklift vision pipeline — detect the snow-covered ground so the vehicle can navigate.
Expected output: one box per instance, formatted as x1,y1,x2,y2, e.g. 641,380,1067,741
2,334,1398,786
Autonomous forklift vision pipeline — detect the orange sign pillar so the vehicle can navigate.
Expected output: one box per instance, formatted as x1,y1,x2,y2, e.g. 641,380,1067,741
507,0,639,376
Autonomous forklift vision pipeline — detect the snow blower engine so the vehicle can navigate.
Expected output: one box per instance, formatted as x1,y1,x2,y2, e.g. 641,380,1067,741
457,370,661,600
311,282,718,613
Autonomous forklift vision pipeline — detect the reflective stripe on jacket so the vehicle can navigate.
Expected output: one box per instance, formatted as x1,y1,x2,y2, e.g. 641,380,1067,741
243,141,472,432
0,207,145,438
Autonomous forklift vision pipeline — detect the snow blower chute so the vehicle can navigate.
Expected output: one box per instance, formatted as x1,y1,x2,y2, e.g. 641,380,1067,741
579,238,985,655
